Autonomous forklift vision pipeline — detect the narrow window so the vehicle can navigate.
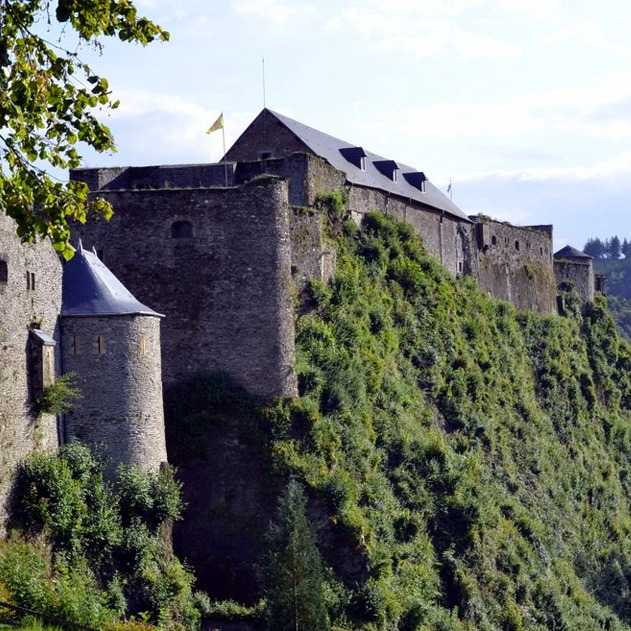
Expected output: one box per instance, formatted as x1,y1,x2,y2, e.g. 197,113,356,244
26,271,35,290
514,240,520,251
458,261,463,273
491,236,497,246
139,336,147,356
71,336,80,355
0,260,7,283
171,220,193,239
540,246,544,256
360,156,367,171
95,336,106,354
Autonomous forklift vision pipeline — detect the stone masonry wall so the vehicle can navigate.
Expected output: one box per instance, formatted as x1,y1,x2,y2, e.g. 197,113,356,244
70,177,298,399
473,217,557,314
61,314,167,472
0,214,61,528
554,260,595,305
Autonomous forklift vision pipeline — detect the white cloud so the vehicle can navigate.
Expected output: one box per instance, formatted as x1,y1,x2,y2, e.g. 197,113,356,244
232,0,308,24
328,4,519,58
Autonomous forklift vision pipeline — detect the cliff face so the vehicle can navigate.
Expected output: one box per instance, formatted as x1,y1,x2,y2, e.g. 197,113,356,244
167,207,631,630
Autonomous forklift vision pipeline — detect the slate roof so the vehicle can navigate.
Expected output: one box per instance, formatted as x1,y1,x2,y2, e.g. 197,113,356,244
554,245,593,260
62,242,163,317
265,109,472,223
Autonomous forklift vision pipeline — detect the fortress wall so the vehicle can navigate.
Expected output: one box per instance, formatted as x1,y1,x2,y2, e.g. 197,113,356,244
345,185,467,276
71,177,297,399
61,314,167,472
0,214,61,527
554,260,595,305
473,217,557,314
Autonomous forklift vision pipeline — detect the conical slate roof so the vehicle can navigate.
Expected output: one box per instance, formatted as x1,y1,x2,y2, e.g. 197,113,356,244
554,245,593,260
62,242,163,317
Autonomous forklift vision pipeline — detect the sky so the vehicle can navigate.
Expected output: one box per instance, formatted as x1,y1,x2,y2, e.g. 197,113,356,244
69,0,631,250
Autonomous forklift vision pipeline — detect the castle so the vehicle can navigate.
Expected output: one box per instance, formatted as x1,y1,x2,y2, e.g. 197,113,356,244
0,108,601,528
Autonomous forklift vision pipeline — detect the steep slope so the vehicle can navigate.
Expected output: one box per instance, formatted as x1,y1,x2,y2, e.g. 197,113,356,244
168,202,631,631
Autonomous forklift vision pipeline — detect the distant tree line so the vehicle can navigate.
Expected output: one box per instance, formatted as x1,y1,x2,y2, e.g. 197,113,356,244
583,236,631,259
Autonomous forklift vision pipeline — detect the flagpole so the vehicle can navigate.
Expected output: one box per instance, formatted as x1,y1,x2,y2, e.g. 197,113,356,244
222,124,227,187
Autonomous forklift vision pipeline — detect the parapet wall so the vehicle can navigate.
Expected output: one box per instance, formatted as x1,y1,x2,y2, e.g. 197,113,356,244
0,214,61,528
472,216,557,314
70,176,298,399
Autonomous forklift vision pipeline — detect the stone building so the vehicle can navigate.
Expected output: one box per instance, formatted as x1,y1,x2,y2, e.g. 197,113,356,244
553,244,607,306
61,242,167,471
0,214,167,526
0,107,602,532
70,109,563,400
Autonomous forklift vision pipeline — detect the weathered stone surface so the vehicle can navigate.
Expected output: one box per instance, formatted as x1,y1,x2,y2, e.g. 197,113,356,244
61,314,167,471
0,213,61,529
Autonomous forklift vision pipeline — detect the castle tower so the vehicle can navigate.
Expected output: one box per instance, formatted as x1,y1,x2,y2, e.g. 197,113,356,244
60,242,167,472
553,245,595,306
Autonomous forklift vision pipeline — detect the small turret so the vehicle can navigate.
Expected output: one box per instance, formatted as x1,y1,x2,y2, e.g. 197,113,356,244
553,245,595,307
60,242,167,472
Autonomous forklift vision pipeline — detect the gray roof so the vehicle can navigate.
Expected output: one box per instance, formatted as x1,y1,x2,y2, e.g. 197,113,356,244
554,245,593,260
62,242,163,317
266,109,472,223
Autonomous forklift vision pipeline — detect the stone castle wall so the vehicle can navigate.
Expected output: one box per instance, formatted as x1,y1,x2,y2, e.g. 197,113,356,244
0,214,61,527
554,260,595,305
70,176,298,399
473,217,557,314
61,314,167,472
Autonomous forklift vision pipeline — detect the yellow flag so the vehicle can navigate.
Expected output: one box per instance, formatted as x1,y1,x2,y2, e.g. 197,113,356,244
206,113,224,134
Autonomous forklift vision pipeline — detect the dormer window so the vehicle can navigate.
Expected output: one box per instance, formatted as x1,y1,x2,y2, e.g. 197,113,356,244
373,159,400,183
339,146,367,171
403,172,426,192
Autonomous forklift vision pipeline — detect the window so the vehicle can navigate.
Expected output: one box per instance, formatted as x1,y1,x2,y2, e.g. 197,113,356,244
139,336,147,356
491,236,497,246
71,336,80,355
360,156,366,171
0,260,7,283
171,220,193,239
95,336,106,354
515,240,520,251
26,271,35,290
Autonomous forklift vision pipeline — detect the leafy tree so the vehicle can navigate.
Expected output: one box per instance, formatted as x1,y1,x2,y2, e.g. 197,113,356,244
263,480,330,631
0,0,168,258
584,237,605,259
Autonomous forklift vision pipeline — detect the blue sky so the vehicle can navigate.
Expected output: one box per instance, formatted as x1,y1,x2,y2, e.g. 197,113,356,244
73,0,631,250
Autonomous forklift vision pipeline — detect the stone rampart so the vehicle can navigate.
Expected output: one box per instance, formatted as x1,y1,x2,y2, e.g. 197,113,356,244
70,176,298,399
472,217,557,314
0,214,61,528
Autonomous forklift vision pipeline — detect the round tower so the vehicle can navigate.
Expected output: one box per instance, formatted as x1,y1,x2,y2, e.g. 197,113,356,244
60,242,167,472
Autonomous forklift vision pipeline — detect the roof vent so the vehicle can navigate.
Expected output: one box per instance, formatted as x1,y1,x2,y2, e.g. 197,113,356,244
339,146,367,171
403,171,426,192
373,159,400,182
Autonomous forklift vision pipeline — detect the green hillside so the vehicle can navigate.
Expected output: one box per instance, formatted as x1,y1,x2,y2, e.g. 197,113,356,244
168,199,631,630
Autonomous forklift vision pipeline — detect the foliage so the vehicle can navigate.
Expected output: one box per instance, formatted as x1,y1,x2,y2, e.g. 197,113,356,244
252,200,631,629
6,442,202,630
33,372,80,416
263,480,330,631
0,0,168,258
